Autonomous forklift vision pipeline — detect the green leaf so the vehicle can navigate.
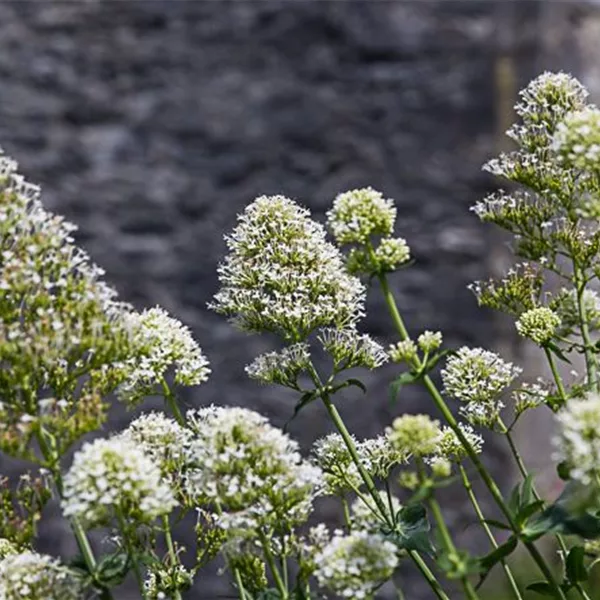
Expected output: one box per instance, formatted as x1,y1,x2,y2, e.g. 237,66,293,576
95,551,130,587
479,536,518,572
546,341,572,364
527,582,557,597
566,546,588,583
516,500,545,526
386,504,436,556
424,349,456,373
284,391,317,432
344,378,367,394
482,519,512,531
556,462,571,481
389,371,421,404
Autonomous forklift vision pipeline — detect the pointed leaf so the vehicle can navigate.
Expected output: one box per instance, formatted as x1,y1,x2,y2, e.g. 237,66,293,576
526,582,557,597
479,536,518,572
388,371,420,404
546,341,572,364
482,519,512,531
284,391,317,432
345,378,367,394
566,546,587,583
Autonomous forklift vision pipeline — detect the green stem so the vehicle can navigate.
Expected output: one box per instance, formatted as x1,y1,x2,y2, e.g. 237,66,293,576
258,529,288,599
459,466,523,600
544,347,567,404
233,567,250,600
342,496,352,530
117,512,147,600
162,515,183,600
408,550,452,600
162,379,185,426
573,266,598,391
378,274,568,600
36,430,114,599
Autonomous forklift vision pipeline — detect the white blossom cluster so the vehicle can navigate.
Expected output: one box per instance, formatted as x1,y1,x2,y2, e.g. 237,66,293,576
210,195,366,341
357,435,407,479
513,379,552,415
350,492,402,532
185,406,322,532
144,564,193,600
327,188,397,245
318,328,388,370
554,393,600,486
433,423,484,463
387,414,441,457
552,106,600,171
515,307,561,345
0,551,82,600
0,540,17,561
245,343,311,387
314,531,398,599
117,412,192,477
118,307,210,405
62,437,177,528
441,347,521,427
312,433,362,494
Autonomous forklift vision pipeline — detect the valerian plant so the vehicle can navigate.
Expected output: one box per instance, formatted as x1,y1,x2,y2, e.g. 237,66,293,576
3,71,600,600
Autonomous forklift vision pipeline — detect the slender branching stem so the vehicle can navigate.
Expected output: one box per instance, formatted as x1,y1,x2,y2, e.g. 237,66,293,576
573,265,598,391
258,529,288,599
163,515,183,600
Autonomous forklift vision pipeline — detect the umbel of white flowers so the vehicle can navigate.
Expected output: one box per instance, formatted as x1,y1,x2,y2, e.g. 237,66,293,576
209,195,366,341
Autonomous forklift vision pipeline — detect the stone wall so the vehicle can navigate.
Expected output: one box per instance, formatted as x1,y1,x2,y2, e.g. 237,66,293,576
0,1,591,598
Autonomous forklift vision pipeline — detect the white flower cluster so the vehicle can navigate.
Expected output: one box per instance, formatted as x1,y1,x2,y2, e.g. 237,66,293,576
513,379,552,415
245,343,311,387
434,423,484,463
418,330,443,354
144,564,193,600
117,412,192,477
554,288,600,337
211,195,365,341
388,340,418,364
62,437,177,528
515,307,561,345
553,106,600,171
0,551,82,600
554,393,600,486
185,406,322,532
0,540,17,561
350,492,402,532
318,328,388,370
441,347,521,427
357,435,407,479
312,433,362,494
327,188,397,245
314,531,398,599
509,71,589,150
387,414,441,457
118,307,210,405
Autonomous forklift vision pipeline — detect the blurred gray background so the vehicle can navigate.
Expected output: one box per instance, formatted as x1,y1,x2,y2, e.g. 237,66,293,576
0,1,598,598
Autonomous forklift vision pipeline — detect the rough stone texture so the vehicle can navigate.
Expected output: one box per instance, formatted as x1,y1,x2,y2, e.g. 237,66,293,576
0,1,590,598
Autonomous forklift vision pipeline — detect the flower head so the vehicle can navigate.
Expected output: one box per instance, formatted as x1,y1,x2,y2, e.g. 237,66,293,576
357,435,407,479
318,328,388,370
435,423,484,462
388,340,418,364
516,307,560,345
327,188,397,245
387,414,441,457
245,343,311,387
185,406,321,532
0,540,18,561
418,330,443,354
554,393,600,485
0,551,83,600
553,106,600,171
314,531,398,599
441,347,521,405
117,412,192,478
210,195,365,341
350,492,402,532
118,307,210,405
312,433,362,495
62,437,176,528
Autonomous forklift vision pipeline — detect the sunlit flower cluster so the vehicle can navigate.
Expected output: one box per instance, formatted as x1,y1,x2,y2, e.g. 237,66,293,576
515,307,561,345
62,437,176,528
0,551,82,600
434,423,484,462
245,343,311,387
357,435,407,479
312,433,362,494
185,406,322,532
553,106,600,171
314,531,398,599
387,414,441,457
388,339,418,364
441,347,521,427
417,330,443,354
318,328,388,370
117,412,192,477
327,188,397,245
554,393,600,486
210,195,365,341
118,307,210,405
144,564,193,600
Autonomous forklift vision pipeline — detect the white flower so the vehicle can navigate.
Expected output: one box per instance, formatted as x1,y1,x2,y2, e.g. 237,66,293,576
387,414,441,457
388,340,418,364
357,435,407,479
0,551,83,600
118,307,210,405
314,531,398,599
516,307,560,345
434,423,484,462
553,106,600,171
210,195,366,341
442,347,521,405
318,327,388,370
245,343,310,387
185,406,322,532
62,437,176,528
327,188,397,245
554,393,600,485
116,412,192,477
312,433,362,495
417,330,443,354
